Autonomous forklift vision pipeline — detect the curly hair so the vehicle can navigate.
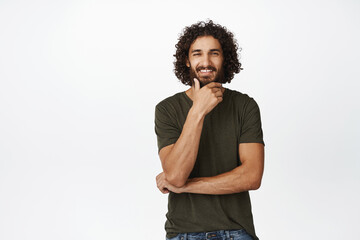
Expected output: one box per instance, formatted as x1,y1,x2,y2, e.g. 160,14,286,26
174,20,242,86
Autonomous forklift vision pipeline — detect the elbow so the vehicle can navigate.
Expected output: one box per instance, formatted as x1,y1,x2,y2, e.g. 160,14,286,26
164,172,187,188
246,169,263,191
249,178,262,190
170,180,187,188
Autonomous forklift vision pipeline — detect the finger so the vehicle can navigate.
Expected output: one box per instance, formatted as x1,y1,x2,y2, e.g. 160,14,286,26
158,182,169,193
157,182,165,191
207,82,222,88
211,87,222,93
156,172,162,180
156,172,165,182
159,186,168,194
156,176,160,185
193,78,200,91
156,178,164,188
214,91,223,97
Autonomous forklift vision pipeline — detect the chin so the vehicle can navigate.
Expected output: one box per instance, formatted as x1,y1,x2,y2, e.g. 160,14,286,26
198,78,214,87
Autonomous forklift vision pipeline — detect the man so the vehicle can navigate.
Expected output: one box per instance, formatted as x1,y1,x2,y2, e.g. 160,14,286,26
154,20,265,240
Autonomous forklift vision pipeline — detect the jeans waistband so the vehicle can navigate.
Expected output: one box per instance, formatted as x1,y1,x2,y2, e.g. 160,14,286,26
176,229,246,240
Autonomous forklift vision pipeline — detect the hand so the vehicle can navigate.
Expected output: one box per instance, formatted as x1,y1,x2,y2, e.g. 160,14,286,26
156,172,184,194
191,78,223,116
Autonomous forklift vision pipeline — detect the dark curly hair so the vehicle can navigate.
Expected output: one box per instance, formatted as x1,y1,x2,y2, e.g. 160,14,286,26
174,20,242,86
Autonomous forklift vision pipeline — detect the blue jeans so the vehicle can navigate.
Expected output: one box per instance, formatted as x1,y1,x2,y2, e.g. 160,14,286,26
166,229,253,240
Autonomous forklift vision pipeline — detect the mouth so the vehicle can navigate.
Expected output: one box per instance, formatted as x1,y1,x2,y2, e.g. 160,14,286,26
199,69,213,73
197,67,216,76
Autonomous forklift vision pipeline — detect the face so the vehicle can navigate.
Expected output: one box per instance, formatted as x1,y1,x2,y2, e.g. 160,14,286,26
186,35,224,87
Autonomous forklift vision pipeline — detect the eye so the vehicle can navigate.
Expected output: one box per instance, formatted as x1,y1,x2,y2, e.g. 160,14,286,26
193,53,200,56
212,52,219,56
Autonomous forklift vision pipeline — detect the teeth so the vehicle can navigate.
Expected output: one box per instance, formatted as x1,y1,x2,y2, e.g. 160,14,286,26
200,69,212,72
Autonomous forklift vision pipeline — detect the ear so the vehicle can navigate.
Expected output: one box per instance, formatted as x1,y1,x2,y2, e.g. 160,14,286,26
186,58,190,67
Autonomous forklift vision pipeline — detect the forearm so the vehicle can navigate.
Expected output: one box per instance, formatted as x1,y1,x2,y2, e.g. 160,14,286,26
163,107,205,187
181,163,262,195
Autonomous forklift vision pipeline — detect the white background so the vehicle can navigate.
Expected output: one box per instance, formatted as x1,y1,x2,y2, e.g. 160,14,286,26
0,0,359,239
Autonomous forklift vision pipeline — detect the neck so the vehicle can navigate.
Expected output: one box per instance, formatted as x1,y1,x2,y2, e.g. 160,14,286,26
185,86,225,101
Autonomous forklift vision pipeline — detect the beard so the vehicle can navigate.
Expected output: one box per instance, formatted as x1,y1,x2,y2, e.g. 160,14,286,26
189,65,225,88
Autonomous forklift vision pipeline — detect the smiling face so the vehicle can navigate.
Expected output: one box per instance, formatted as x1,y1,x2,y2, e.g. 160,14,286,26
186,35,224,87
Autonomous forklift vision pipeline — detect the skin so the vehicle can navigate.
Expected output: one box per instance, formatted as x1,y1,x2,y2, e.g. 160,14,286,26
187,35,225,87
156,35,265,195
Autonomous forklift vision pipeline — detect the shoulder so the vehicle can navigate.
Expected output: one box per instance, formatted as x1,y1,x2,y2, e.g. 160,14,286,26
155,91,185,116
225,88,257,106
156,92,183,108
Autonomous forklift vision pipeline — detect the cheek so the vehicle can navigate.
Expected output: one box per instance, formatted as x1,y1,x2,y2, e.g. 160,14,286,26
189,58,199,66
213,59,223,69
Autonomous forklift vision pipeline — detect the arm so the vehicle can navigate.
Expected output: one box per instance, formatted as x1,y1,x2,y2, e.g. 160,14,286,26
159,79,223,187
160,143,264,194
159,109,204,188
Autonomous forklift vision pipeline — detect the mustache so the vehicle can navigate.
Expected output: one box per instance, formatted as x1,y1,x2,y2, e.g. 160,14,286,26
196,66,216,72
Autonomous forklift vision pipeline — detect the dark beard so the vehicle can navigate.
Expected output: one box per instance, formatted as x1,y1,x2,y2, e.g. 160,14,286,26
189,66,225,88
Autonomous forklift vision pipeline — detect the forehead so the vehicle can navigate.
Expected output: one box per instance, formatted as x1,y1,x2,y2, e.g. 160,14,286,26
189,35,222,52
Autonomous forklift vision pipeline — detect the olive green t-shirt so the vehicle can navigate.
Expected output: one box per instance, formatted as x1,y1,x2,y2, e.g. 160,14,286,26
154,88,265,240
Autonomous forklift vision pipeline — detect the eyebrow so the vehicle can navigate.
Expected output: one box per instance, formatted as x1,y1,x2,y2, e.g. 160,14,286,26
191,49,221,53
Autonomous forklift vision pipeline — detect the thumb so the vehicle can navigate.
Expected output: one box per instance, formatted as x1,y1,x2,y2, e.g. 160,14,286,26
192,78,200,91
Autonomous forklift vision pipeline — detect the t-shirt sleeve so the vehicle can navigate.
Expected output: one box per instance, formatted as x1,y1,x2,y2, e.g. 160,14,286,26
238,98,265,146
154,103,181,153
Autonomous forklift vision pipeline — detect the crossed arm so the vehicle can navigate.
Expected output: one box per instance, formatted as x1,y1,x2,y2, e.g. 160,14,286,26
156,142,264,195
156,83,264,195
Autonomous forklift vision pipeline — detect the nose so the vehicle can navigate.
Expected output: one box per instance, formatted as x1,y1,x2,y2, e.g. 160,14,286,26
201,54,210,67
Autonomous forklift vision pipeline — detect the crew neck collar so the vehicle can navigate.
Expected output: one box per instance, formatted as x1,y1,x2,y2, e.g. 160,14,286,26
183,87,228,103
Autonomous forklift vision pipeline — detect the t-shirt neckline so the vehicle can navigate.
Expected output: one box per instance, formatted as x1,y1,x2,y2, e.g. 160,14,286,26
182,87,228,103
